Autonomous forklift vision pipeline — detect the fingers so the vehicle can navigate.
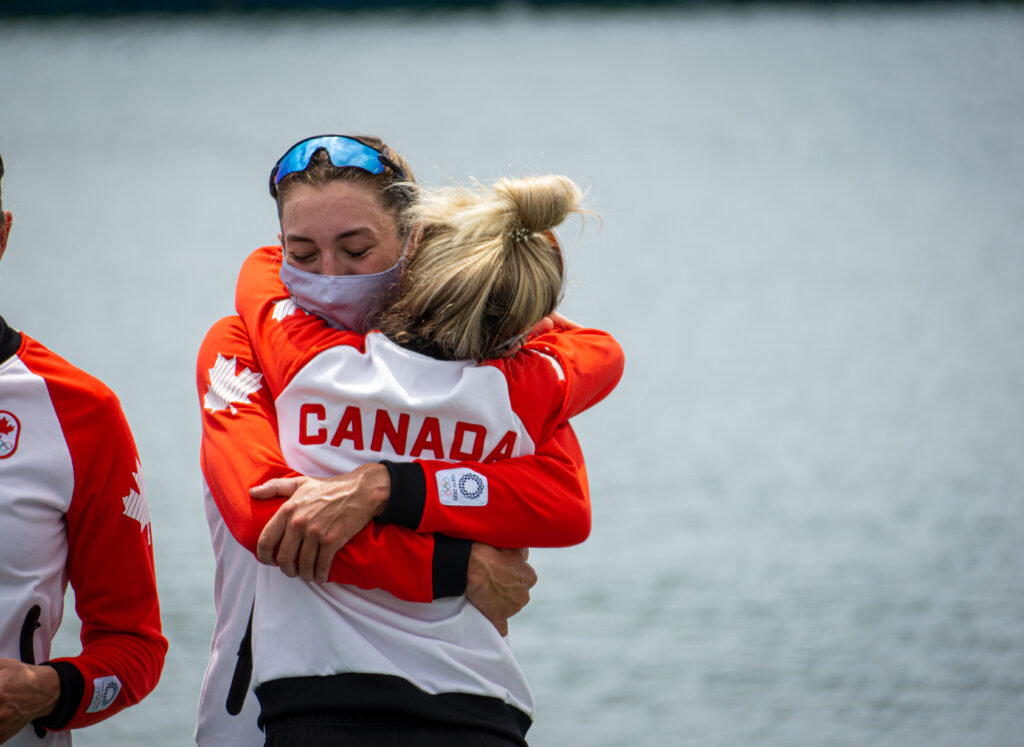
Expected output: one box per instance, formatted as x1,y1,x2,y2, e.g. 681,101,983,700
250,477,302,500
499,342,523,358
256,511,286,564
526,317,554,339
295,537,319,582
315,544,337,584
275,530,302,577
522,562,538,590
547,311,582,330
258,515,328,583
267,513,305,577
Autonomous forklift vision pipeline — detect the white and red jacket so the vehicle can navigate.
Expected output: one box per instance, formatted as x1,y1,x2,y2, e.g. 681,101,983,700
0,316,166,746
233,247,622,743
197,316,471,746
195,246,615,744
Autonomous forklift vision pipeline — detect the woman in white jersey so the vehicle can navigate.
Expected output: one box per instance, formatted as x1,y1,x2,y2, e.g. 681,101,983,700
197,137,603,745
232,172,623,745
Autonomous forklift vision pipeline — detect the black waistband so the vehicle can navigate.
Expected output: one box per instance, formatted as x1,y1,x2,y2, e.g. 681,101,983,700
256,672,531,746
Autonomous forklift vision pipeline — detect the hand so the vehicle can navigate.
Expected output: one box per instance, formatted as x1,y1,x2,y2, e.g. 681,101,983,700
543,311,582,331
465,544,537,636
251,463,391,583
525,311,584,343
500,312,585,358
0,658,59,743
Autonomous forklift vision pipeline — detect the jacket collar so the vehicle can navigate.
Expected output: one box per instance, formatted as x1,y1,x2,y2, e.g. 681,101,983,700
0,314,23,364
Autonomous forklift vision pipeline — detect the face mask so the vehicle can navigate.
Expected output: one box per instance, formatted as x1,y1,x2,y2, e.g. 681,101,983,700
279,238,407,333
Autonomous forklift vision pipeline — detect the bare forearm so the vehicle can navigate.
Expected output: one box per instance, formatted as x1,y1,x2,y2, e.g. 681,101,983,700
0,659,60,742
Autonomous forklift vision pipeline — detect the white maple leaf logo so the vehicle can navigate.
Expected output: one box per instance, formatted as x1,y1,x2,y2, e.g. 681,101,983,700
272,297,305,321
122,459,152,545
203,354,263,414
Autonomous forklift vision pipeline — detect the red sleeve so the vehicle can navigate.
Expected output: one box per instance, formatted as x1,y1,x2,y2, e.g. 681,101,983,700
523,327,625,427
29,355,167,730
399,332,622,548
197,315,441,603
406,422,592,548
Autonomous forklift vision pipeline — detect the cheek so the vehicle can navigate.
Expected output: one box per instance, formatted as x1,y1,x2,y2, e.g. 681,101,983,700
370,240,404,273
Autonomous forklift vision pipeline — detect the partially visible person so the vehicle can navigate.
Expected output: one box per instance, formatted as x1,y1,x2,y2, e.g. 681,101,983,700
0,153,167,746
234,172,623,745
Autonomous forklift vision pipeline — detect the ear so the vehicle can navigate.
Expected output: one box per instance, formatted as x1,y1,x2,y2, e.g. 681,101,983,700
405,222,423,260
0,211,12,263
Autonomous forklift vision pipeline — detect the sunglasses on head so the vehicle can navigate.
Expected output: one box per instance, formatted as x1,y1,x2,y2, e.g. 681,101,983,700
268,135,406,198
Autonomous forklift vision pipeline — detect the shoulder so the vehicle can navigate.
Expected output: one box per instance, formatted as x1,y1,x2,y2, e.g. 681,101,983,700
18,334,130,436
240,245,284,276
482,347,565,384
253,245,283,263
20,334,121,409
199,315,250,357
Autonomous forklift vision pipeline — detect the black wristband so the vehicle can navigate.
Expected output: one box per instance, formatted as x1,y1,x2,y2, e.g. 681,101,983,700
432,535,473,598
375,461,426,529
33,661,85,730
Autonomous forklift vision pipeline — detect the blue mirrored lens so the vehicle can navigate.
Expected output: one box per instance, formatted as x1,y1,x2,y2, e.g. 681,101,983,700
273,136,385,185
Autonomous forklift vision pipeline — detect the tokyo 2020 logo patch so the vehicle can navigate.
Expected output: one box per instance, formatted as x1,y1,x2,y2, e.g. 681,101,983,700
86,675,122,714
457,473,486,502
436,468,489,507
0,411,20,459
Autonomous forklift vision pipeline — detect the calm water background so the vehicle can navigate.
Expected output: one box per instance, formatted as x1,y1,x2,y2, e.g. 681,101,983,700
2,5,1024,745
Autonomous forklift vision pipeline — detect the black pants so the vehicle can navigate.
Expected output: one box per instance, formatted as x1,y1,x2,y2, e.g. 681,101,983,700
263,710,526,747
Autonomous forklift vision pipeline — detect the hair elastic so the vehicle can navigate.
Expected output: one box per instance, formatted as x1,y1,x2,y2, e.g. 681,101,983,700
510,225,532,244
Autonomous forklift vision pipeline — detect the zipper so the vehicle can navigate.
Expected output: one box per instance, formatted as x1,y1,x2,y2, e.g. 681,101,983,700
20,605,47,739
19,604,41,665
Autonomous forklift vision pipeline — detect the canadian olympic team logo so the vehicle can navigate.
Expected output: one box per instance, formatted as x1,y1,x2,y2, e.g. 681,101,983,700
0,411,20,459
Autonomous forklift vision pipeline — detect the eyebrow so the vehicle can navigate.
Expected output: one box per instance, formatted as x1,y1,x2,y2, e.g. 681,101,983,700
286,227,375,244
334,227,374,242
285,227,375,244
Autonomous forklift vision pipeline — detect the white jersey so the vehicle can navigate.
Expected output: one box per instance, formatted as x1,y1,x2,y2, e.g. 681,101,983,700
0,316,165,745
254,334,540,716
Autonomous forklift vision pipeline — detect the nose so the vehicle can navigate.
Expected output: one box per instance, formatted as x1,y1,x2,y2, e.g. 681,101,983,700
319,251,351,277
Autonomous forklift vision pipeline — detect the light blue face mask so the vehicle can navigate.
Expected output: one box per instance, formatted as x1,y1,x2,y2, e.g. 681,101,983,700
279,238,408,333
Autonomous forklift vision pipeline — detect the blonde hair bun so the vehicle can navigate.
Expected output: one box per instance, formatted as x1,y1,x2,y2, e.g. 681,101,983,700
493,174,583,234
378,174,589,360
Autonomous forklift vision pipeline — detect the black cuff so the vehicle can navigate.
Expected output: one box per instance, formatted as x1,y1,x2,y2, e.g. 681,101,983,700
375,461,426,529
432,535,472,599
33,661,85,731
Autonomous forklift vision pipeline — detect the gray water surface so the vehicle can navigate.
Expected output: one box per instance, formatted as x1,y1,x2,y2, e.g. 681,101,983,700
2,5,1023,746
